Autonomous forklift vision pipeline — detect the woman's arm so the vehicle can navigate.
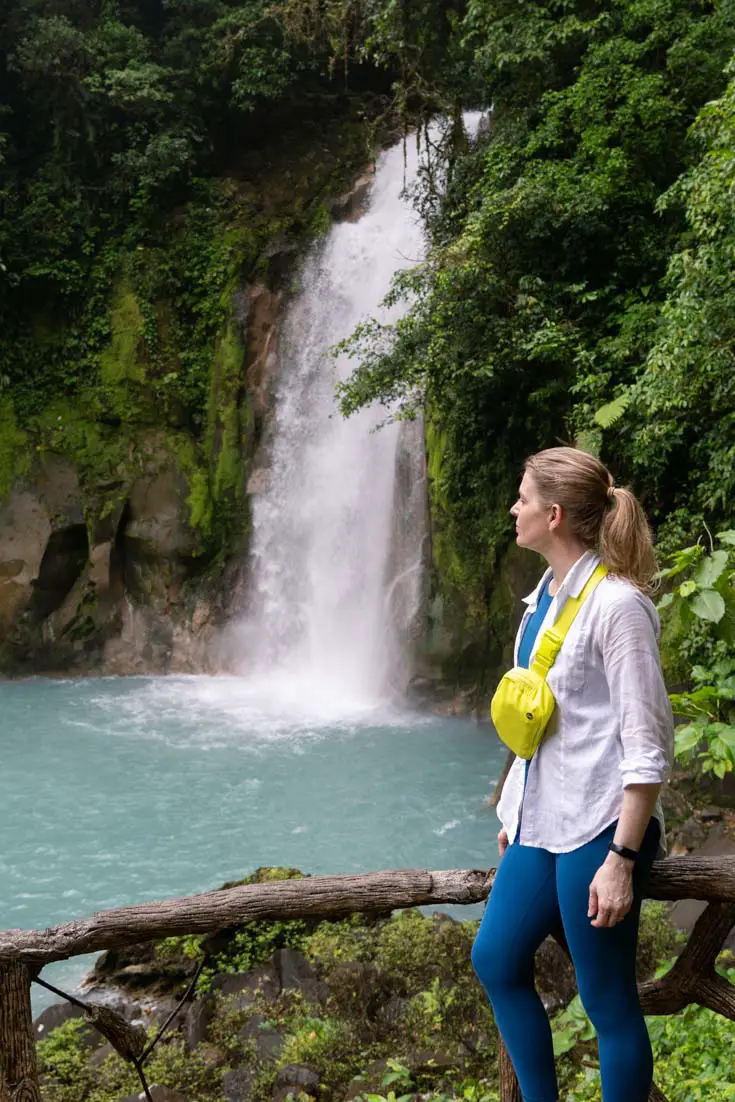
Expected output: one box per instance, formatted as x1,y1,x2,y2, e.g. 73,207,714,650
588,782,660,928
589,588,673,929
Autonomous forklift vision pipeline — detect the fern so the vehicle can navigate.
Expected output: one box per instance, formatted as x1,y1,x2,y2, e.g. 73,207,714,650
594,390,632,429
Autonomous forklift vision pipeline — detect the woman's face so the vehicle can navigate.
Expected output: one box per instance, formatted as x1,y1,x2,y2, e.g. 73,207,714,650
510,471,555,553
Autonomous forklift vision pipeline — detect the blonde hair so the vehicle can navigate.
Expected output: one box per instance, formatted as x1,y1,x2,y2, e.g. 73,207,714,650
524,446,657,592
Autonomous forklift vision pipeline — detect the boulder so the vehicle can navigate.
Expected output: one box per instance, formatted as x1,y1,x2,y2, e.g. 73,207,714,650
136,994,189,1033
212,962,281,1010
88,1041,116,1068
222,1067,257,1102
238,1014,284,1062
673,816,708,852
184,996,215,1050
272,1065,320,1102
374,994,411,1032
272,949,326,1006
194,1043,227,1069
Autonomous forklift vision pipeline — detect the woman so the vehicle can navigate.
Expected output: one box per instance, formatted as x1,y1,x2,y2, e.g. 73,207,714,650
471,447,674,1102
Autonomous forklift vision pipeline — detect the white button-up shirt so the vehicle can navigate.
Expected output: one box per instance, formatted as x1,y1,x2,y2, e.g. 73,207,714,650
497,550,674,855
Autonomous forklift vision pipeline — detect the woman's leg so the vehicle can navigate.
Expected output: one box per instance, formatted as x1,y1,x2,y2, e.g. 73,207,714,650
555,819,660,1102
471,842,561,1102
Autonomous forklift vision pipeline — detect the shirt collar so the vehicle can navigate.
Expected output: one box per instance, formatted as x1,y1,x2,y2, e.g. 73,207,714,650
521,549,601,608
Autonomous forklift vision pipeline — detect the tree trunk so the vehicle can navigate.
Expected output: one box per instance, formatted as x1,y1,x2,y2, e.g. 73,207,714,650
649,1082,671,1101
498,1038,522,1102
0,961,40,1101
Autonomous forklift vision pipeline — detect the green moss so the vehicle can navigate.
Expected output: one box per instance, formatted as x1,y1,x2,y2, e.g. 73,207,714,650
99,282,148,420
0,395,29,501
38,1020,222,1102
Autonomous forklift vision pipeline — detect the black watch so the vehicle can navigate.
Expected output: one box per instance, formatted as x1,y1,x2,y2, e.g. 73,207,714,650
608,841,639,862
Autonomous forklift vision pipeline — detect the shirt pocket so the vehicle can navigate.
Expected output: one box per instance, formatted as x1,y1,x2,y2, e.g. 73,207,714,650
558,627,587,693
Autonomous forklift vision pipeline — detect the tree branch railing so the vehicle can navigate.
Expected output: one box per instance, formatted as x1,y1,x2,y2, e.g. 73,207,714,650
1,858,733,1102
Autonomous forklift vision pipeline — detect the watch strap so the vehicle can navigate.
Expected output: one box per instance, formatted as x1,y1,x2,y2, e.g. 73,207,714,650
608,841,639,862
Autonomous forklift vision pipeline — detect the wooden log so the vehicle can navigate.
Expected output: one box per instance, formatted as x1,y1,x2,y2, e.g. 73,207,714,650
0,857,733,966
498,1039,522,1102
0,961,40,1101
649,1083,671,1102
83,1005,147,1062
647,855,735,902
0,868,493,966
639,901,735,1018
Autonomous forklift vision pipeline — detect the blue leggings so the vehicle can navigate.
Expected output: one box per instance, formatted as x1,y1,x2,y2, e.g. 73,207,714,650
471,818,660,1102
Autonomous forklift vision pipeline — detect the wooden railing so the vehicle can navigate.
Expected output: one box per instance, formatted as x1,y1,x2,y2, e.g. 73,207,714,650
1,858,733,1101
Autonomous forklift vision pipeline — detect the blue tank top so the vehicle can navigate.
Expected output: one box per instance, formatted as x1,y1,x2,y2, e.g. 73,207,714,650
515,576,553,823
517,577,553,669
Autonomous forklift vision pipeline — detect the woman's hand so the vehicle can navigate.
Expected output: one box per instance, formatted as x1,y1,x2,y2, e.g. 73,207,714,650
498,829,509,860
588,854,634,928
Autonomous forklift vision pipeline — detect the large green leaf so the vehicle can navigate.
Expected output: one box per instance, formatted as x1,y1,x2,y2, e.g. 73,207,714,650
716,531,735,546
674,725,702,755
690,589,726,623
693,549,729,589
717,726,735,751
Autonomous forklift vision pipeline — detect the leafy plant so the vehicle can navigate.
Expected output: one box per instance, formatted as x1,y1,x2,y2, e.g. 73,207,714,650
550,995,596,1057
670,660,735,779
656,531,735,778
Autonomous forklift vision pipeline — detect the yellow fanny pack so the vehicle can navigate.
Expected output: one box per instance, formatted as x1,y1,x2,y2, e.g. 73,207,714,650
490,564,607,759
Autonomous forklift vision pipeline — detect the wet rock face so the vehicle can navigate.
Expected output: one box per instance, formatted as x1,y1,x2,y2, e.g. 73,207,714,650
0,447,223,674
0,457,87,653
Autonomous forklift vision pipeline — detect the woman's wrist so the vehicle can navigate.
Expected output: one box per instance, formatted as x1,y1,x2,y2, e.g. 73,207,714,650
605,849,634,870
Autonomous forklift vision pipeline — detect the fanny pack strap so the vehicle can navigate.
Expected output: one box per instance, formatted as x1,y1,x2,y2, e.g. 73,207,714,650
530,563,608,679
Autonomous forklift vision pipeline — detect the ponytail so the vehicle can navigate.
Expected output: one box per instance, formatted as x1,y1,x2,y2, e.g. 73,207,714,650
524,447,657,593
600,486,657,593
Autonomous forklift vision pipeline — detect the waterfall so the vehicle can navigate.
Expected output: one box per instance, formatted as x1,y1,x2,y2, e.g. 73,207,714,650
229,120,481,715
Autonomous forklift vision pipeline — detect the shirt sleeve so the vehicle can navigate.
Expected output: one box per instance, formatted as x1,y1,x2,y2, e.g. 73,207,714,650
600,587,674,788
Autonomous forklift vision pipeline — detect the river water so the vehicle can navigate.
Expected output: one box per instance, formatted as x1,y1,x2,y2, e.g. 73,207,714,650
0,676,504,1012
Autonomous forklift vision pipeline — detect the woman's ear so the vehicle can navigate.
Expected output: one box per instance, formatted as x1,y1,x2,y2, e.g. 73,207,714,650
548,503,562,530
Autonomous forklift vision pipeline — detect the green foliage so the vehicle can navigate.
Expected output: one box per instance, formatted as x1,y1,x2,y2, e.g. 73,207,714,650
632,62,735,519
551,994,597,1058
636,901,686,979
277,1013,356,1084
670,659,735,779
38,1020,221,1102
655,532,735,778
355,1066,500,1102
645,983,735,1102
37,1019,91,1091
0,394,29,500
337,0,735,666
